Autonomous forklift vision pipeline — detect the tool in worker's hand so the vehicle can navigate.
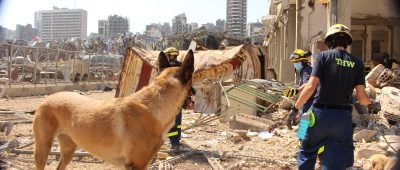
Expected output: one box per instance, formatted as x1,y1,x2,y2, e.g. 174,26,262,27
283,88,299,97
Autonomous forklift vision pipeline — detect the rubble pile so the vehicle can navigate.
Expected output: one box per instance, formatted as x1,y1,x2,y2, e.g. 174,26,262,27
353,64,400,168
1,64,400,169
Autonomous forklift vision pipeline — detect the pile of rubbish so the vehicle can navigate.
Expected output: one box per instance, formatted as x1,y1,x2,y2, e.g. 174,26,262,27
351,64,400,169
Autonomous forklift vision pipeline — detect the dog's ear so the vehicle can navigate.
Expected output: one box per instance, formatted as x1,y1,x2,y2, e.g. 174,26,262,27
180,50,194,84
158,51,170,72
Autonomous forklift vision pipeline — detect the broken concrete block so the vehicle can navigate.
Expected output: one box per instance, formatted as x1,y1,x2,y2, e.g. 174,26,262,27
376,87,400,122
157,152,170,160
228,114,271,132
278,100,292,110
227,132,243,144
377,142,389,150
233,130,248,138
356,148,386,160
353,129,378,142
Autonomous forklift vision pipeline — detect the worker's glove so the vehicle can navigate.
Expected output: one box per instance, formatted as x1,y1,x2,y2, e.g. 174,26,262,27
286,106,299,130
283,88,299,97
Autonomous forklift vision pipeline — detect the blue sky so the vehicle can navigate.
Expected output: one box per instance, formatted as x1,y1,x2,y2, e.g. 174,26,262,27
0,0,270,34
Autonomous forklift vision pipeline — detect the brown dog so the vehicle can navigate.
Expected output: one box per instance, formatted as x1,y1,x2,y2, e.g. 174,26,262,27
33,50,195,170
366,154,400,170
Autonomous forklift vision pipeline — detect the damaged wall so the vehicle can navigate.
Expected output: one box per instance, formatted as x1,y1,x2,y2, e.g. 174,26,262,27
350,0,400,62
351,0,398,18
266,0,399,71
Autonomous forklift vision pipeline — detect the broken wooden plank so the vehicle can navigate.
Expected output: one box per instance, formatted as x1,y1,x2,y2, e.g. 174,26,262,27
204,153,224,170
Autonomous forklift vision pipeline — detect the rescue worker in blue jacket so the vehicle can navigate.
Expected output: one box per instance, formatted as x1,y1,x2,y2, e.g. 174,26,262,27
284,49,313,130
294,24,371,170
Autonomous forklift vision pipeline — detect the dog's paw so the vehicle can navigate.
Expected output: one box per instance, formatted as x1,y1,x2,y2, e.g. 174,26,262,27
158,163,174,170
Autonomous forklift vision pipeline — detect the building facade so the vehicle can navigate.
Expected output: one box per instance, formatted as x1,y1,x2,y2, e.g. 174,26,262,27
226,0,247,37
98,20,109,37
172,13,187,35
247,21,264,37
145,23,162,38
202,23,215,31
108,15,129,37
188,22,199,32
34,7,87,41
215,19,226,32
264,0,400,82
160,22,172,36
16,24,39,41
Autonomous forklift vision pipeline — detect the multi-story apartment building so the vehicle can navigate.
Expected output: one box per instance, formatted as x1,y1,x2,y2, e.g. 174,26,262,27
108,15,129,37
226,0,247,37
34,7,87,41
160,22,172,36
215,19,226,33
202,23,215,31
172,13,187,35
187,22,199,32
145,23,162,38
98,20,110,37
16,24,39,41
247,21,264,37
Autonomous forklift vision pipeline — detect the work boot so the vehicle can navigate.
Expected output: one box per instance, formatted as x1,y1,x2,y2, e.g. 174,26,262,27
170,144,181,150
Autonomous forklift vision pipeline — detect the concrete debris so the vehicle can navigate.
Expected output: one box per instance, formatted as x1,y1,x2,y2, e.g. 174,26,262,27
278,100,292,110
379,135,400,152
157,152,170,160
376,87,400,123
377,142,390,150
227,133,244,144
0,121,13,136
353,129,377,142
228,114,272,132
366,64,400,88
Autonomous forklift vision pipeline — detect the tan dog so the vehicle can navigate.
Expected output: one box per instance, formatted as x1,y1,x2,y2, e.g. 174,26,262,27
33,50,195,170
366,154,399,170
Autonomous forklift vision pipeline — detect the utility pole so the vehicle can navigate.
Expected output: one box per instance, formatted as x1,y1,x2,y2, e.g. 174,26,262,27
329,0,338,26
295,0,301,49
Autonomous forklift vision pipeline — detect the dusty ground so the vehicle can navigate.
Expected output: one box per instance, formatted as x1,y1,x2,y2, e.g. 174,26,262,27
0,90,386,170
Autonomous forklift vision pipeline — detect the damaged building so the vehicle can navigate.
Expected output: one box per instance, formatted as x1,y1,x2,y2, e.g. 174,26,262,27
264,0,400,83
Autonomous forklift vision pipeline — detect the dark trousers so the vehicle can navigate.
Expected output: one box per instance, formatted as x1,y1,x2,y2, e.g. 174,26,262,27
168,111,182,146
297,107,354,170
